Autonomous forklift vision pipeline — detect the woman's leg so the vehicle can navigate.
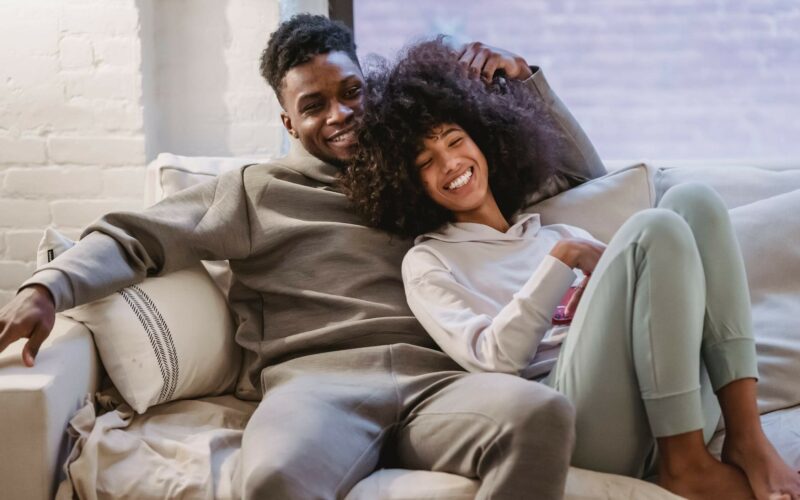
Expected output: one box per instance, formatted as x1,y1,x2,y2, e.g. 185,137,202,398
658,183,800,499
545,204,752,498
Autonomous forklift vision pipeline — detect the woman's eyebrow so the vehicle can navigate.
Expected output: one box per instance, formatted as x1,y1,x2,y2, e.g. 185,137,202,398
427,127,460,141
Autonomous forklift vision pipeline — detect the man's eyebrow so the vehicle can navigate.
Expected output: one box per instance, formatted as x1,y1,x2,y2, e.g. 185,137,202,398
296,91,323,106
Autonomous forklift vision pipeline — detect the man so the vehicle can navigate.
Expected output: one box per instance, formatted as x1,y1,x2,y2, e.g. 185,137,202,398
0,14,605,499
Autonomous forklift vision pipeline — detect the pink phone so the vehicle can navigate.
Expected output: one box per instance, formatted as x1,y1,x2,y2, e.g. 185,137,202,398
551,286,580,326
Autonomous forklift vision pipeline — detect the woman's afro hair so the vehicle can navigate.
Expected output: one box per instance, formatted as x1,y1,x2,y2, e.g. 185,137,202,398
341,37,562,238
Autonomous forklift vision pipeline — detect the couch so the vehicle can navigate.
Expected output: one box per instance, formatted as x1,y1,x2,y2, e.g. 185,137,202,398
2,154,800,500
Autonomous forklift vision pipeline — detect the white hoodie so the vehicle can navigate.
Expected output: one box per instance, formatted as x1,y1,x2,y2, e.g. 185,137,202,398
402,212,599,379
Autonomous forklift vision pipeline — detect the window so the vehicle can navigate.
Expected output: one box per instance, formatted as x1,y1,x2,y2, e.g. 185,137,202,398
337,1,800,161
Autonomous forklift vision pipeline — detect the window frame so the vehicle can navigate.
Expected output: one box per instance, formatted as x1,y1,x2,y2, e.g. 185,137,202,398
329,0,354,32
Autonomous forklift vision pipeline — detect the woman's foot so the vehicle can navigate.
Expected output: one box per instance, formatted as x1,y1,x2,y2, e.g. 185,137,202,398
659,455,755,500
722,431,800,500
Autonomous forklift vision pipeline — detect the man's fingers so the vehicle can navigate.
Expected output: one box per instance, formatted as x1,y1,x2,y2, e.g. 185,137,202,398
458,43,479,73
0,321,21,353
481,58,500,82
469,48,489,79
22,323,48,367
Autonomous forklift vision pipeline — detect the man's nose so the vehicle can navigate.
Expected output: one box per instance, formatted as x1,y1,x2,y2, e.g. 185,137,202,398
327,101,353,124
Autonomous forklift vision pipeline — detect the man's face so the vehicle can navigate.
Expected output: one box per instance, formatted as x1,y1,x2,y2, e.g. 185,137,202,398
280,51,364,167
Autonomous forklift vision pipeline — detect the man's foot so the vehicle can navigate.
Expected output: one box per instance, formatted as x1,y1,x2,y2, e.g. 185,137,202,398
659,456,755,500
722,431,800,500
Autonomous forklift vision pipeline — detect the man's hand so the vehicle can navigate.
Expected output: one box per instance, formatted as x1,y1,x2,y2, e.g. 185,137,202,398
550,238,606,275
0,285,56,367
456,42,533,82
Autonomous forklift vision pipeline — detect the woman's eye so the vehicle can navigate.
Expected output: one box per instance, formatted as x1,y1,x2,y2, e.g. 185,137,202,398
448,137,463,147
417,160,432,170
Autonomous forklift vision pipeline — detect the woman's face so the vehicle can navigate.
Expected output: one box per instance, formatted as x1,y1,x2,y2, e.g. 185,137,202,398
414,124,492,217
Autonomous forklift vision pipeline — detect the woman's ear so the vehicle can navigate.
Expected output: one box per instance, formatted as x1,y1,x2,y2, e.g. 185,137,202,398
281,112,299,138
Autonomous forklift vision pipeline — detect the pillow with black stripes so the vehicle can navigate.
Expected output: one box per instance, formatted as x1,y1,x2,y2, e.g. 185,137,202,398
36,228,241,414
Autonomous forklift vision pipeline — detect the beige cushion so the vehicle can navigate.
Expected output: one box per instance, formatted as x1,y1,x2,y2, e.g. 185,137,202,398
525,163,656,242
655,165,800,209
729,189,800,413
38,229,241,414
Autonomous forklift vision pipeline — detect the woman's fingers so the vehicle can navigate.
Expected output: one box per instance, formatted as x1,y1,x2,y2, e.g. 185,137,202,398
565,288,583,317
565,275,591,316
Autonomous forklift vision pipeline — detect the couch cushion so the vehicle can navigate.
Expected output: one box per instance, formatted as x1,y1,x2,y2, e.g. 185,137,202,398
145,153,269,207
38,229,241,414
655,165,800,209
524,163,656,243
729,189,800,413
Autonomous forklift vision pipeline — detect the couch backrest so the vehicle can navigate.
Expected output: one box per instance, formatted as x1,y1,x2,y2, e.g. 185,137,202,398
148,154,800,210
145,153,273,207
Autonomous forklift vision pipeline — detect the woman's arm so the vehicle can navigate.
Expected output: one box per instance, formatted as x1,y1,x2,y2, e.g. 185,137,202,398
403,250,577,375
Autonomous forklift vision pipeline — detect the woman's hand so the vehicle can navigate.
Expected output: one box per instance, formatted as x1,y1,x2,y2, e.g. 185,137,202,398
549,238,606,275
565,274,591,318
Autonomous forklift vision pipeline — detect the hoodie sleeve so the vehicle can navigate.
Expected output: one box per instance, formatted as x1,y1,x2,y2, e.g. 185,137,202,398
403,248,576,375
521,67,607,201
19,167,255,312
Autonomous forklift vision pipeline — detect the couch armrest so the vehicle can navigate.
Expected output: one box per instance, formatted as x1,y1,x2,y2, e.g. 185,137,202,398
0,315,100,500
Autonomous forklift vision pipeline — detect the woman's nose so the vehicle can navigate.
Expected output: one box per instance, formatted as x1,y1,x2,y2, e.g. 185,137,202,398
443,154,462,174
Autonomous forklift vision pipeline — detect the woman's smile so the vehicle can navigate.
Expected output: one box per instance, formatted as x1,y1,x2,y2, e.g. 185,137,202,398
444,166,474,191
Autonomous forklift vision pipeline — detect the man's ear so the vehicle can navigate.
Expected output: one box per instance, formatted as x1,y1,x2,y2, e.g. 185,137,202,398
281,112,298,139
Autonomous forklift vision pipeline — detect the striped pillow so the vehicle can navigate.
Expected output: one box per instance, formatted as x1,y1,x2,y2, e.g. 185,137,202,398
37,229,241,414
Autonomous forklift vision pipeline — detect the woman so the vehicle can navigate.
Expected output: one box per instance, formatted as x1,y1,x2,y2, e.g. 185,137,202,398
342,39,800,500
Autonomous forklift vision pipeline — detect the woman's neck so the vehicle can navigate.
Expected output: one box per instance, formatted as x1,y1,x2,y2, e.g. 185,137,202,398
454,197,510,233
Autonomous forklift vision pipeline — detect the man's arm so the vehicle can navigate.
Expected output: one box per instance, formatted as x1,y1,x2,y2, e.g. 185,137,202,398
456,42,607,190
0,166,254,366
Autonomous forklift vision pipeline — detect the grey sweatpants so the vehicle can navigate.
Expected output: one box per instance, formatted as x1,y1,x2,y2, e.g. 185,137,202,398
545,182,759,477
240,343,575,500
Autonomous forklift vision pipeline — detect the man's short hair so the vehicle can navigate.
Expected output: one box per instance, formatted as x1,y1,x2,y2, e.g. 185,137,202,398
261,14,358,104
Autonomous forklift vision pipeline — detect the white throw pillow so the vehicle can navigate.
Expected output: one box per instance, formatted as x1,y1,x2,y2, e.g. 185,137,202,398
729,189,800,413
37,229,241,414
524,163,656,242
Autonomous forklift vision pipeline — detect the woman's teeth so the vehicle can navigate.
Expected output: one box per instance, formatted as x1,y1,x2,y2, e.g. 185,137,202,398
446,167,473,190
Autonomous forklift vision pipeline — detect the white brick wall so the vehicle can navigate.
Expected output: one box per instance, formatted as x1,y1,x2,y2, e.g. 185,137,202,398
0,0,283,306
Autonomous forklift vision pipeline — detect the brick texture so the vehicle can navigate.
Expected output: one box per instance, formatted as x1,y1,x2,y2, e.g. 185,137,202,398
0,0,147,306
0,0,282,307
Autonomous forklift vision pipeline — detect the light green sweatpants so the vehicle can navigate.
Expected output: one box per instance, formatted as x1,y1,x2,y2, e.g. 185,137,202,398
544,182,759,478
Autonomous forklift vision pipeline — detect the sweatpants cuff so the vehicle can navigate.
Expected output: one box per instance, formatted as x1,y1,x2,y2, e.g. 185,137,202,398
704,337,759,391
644,388,705,437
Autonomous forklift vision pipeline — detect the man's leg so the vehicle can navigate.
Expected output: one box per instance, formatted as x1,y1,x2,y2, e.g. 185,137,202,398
240,348,398,500
388,345,576,500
